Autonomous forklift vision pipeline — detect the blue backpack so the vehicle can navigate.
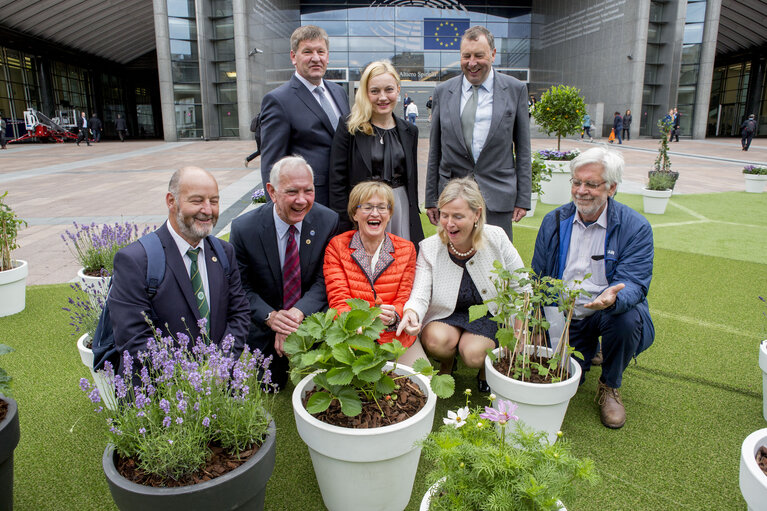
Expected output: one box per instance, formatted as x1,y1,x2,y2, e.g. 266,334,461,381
91,232,230,371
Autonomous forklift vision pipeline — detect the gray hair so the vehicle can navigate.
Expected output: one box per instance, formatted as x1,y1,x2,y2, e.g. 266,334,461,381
569,147,623,187
269,155,314,190
463,25,495,51
168,166,214,198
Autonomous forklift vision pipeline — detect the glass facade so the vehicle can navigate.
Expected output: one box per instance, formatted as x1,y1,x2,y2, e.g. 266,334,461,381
211,0,239,137
0,48,41,139
707,61,766,137
674,0,707,136
640,0,664,136
300,1,531,83
168,0,204,138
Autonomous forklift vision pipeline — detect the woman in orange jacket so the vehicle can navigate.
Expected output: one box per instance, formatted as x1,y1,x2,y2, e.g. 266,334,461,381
323,181,428,366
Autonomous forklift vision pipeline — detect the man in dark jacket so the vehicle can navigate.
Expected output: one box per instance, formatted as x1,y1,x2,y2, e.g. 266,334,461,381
612,112,623,144
115,114,128,142
89,113,103,142
532,147,654,429
741,114,757,151
76,111,90,146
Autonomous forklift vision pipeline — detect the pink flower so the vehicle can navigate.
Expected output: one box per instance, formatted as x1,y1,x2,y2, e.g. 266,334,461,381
479,399,519,424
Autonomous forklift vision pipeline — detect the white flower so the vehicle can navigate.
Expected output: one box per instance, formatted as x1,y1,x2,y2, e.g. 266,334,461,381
443,406,470,428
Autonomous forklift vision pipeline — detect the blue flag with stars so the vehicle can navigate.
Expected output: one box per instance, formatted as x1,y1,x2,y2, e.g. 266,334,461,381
424,19,470,50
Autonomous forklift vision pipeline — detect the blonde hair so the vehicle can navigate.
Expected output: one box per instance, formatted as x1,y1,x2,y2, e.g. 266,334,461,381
437,177,486,249
347,60,401,136
347,181,395,228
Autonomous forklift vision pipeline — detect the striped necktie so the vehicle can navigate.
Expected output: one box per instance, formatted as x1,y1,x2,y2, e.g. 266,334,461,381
282,225,301,309
187,247,210,328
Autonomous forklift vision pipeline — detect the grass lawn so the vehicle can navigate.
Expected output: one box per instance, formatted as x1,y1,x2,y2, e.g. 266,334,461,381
2,191,766,510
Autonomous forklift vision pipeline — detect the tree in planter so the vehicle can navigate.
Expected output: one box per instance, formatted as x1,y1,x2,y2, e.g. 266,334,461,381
532,85,587,151
0,192,27,272
646,172,676,191
653,117,673,174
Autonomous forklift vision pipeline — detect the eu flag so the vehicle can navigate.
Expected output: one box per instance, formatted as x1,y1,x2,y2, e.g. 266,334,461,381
424,19,470,50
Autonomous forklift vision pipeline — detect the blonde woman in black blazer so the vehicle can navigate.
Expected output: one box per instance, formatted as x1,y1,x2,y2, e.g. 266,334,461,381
329,60,424,246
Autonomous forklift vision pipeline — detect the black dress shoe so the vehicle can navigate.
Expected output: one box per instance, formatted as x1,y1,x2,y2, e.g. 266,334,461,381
476,372,490,393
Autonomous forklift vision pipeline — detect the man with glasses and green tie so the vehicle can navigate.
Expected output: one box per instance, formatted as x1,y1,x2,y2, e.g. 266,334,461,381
531,147,655,429
425,25,531,240
109,167,251,373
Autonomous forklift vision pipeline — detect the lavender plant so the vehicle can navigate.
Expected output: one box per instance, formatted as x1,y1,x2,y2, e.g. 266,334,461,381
80,319,273,481
536,149,580,161
62,221,152,276
421,392,597,511
251,188,267,204
63,281,107,338
743,165,767,175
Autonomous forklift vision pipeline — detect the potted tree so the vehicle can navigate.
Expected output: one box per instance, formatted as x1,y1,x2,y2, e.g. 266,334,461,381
0,191,28,317
739,428,767,510
0,344,19,511
80,322,276,510
531,85,587,151
648,117,679,192
65,282,117,410
285,299,455,511
743,165,767,193
527,152,552,217
419,395,597,510
537,149,580,205
470,264,587,443
62,221,151,300
642,171,675,215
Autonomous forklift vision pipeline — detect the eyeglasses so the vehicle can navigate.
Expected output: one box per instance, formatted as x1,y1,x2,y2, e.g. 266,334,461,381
356,203,390,213
570,178,606,190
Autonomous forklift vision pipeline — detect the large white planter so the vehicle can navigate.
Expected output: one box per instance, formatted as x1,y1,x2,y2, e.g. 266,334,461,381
419,478,566,511
761,341,767,422
0,260,28,317
77,333,117,410
540,162,571,205
642,188,673,215
739,428,767,510
76,267,111,305
744,174,767,193
485,346,582,444
292,363,437,511
526,192,538,217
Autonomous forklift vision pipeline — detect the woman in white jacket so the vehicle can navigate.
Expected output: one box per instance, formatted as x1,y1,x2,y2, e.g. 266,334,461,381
397,177,525,392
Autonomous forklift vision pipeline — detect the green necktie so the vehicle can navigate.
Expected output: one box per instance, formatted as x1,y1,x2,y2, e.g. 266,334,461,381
187,247,210,329
461,85,479,159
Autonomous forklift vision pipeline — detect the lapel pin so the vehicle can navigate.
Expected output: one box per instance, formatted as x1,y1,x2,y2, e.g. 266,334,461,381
211,256,218,263
306,239,311,245
310,230,315,236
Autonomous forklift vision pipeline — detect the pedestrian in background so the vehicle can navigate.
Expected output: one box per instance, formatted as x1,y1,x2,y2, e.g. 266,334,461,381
622,109,632,141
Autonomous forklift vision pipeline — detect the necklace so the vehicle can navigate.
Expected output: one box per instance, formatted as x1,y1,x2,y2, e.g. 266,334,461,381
372,126,385,145
449,241,475,257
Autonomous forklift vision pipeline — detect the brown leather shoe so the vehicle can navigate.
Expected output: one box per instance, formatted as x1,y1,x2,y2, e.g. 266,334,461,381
596,381,626,428
591,349,603,366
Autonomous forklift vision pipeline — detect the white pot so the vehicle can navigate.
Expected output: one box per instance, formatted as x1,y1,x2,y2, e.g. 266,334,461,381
761,341,767,422
292,362,437,511
485,346,581,444
744,174,767,193
739,428,767,510
642,187,673,215
526,192,538,217
540,162,571,205
0,260,28,318
419,478,566,510
76,333,117,410
76,267,111,304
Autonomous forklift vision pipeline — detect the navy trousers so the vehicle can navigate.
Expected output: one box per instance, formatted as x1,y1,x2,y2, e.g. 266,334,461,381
568,306,642,388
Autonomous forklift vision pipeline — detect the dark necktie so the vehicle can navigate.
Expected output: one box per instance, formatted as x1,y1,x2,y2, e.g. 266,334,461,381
315,86,339,130
283,225,301,309
461,85,479,158
187,247,210,327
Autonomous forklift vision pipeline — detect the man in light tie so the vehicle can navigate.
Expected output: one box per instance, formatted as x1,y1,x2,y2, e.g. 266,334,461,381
258,25,351,207
425,25,531,240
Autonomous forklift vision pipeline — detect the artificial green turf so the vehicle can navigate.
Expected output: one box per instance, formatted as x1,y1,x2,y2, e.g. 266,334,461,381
2,191,766,510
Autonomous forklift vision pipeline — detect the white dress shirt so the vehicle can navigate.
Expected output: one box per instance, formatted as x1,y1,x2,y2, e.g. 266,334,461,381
294,72,341,121
166,220,210,306
272,206,303,269
459,69,494,161
563,204,610,319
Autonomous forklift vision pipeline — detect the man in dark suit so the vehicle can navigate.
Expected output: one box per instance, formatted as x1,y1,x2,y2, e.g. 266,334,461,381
259,25,350,207
76,111,90,146
109,167,251,368
231,156,339,389
425,25,531,240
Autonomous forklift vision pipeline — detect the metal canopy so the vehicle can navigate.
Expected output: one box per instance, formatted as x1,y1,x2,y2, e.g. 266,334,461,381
0,0,155,64
718,0,767,54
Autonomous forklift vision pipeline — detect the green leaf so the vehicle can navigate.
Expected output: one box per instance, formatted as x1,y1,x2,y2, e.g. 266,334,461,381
468,303,489,322
352,353,378,374
326,366,354,385
375,374,396,394
306,391,332,414
282,333,308,356
430,374,455,399
336,388,363,417
344,309,372,332
299,350,325,368
379,340,406,359
347,336,376,354
411,358,434,374
324,323,347,346
331,342,356,365
357,362,386,383
346,298,370,310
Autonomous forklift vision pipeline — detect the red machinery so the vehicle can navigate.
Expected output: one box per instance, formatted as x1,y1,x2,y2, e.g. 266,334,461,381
9,109,79,143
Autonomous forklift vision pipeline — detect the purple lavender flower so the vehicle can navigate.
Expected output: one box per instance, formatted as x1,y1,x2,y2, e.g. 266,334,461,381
197,317,208,335
162,416,171,428
139,427,146,435
114,375,128,400
193,401,200,412
175,417,183,425
88,388,101,403
221,333,234,353
177,400,187,413
79,378,90,392
160,398,170,414
202,417,210,427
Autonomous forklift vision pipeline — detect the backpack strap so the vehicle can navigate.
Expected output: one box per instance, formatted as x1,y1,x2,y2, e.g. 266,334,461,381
138,232,166,298
206,235,230,277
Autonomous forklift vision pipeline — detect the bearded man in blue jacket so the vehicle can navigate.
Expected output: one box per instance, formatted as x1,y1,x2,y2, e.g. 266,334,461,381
532,147,654,429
